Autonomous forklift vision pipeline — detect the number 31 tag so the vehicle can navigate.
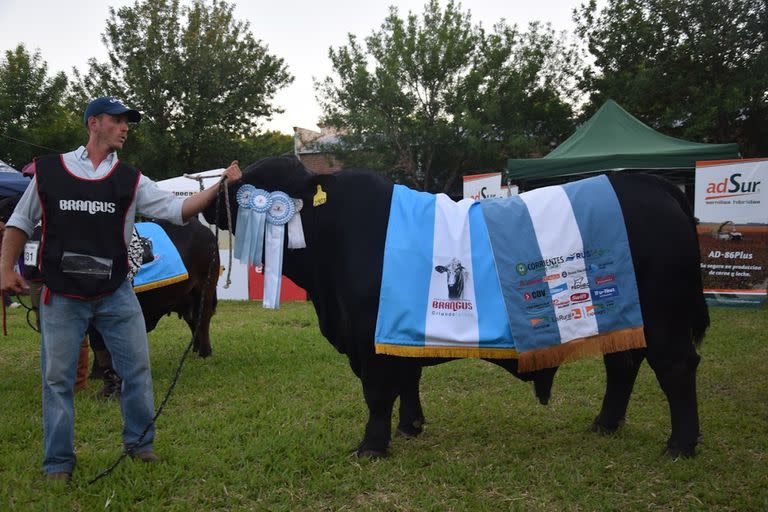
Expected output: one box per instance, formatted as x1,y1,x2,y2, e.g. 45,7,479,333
23,241,39,266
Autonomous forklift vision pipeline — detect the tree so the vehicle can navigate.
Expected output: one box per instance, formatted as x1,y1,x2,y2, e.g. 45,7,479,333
317,0,579,193
575,0,768,156
72,0,293,178
0,44,81,168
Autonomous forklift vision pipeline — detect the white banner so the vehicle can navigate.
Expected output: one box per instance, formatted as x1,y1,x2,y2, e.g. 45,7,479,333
463,172,503,201
695,159,767,223
695,158,768,307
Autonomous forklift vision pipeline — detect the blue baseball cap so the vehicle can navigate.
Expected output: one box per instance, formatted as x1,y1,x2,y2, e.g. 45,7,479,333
83,96,141,126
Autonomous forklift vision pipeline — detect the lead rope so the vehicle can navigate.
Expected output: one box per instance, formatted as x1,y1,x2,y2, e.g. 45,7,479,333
89,179,230,484
223,180,233,288
2,290,7,336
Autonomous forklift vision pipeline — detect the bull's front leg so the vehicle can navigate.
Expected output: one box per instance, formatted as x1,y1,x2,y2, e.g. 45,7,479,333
357,357,399,458
396,364,426,438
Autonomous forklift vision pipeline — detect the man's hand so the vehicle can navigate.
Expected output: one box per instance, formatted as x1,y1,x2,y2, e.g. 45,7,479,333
181,160,243,221
1,269,28,295
1,226,30,295
221,160,242,185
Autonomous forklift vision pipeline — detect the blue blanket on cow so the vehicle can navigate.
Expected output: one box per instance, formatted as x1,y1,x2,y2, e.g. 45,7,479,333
133,222,189,293
374,175,646,371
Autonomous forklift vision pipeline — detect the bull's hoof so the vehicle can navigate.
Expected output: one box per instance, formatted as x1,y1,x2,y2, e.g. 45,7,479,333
356,447,388,459
396,419,425,439
194,345,212,358
537,395,550,405
590,415,625,434
665,438,697,459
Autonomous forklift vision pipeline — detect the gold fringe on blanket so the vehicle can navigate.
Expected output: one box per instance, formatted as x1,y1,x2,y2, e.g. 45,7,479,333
374,326,646,371
375,343,518,359
133,273,189,294
517,326,646,373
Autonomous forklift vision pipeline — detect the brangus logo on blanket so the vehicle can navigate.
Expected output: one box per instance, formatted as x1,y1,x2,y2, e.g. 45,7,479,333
431,299,474,312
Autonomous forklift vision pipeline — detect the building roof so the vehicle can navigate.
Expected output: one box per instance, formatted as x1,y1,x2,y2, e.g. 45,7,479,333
293,126,342,155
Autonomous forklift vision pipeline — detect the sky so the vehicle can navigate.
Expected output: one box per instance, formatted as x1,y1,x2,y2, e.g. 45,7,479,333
0,0,592,135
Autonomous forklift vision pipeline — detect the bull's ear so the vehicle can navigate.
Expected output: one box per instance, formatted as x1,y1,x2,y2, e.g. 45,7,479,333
307,174,337,207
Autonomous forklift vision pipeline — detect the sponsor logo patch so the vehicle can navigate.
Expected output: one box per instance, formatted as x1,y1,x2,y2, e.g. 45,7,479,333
518,277,543,287
570,292,589,303
570,276,590,290
550,282,569,295
595,274,615,285
523,288,548,301
592,286,619,300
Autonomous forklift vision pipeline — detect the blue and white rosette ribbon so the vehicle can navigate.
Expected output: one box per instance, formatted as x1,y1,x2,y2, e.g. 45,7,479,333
233,185,269,266
234,187,306,309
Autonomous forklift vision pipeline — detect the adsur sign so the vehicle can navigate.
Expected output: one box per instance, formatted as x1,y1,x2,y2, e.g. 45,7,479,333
463,172,505,201
694,158,768,307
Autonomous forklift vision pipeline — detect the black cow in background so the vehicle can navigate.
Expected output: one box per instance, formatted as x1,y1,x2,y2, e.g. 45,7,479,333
0,195,219,357
137,217,219,358
205,156,709,459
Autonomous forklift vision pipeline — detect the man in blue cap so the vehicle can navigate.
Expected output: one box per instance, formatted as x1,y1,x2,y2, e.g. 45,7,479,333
0,96,242,482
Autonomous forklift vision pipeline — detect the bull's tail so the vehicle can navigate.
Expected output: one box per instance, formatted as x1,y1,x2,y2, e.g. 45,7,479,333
664,180,710,346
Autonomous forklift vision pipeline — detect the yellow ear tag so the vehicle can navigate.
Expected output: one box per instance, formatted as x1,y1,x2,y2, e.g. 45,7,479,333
313,184,327,207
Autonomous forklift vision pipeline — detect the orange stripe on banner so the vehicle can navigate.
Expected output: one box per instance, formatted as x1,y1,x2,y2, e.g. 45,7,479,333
705,192,758,199
375,344,518,359
463,172,501,181
696,157,768,167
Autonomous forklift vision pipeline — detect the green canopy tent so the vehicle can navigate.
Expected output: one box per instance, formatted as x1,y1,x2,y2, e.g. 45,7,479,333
506,99,740,190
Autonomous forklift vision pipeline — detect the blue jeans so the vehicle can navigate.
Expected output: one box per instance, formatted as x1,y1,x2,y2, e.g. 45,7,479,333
40,281,155,474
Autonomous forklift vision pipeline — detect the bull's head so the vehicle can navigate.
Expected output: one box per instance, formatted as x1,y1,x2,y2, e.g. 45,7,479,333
202,156,334,234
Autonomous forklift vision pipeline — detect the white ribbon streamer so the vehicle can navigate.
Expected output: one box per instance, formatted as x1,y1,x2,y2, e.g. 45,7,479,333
262,223,284,309
287,214,306,249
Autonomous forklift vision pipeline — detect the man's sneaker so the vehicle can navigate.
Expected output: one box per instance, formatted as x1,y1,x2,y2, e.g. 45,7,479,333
45,471,72,482
129,450,159,463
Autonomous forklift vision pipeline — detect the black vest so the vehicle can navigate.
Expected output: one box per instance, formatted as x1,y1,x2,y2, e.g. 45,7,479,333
36,154,140,298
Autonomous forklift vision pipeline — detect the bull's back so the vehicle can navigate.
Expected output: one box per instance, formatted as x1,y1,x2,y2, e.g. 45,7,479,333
609,174,708,345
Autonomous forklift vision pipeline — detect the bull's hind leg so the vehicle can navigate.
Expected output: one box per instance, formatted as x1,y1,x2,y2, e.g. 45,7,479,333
648,346,701,458
357,357,399,457
396,365,426,438
592,349,645,433
183,288,214,358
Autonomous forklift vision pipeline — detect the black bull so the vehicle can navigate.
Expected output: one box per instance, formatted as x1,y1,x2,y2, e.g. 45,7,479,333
204,156,709,458
0,196,218,357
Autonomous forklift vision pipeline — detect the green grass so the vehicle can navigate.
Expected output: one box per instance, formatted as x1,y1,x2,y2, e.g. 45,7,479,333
1,301,766,511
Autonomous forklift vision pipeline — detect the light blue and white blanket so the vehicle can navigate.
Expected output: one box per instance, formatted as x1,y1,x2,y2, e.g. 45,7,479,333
374,175,645,371
132,222,189,293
